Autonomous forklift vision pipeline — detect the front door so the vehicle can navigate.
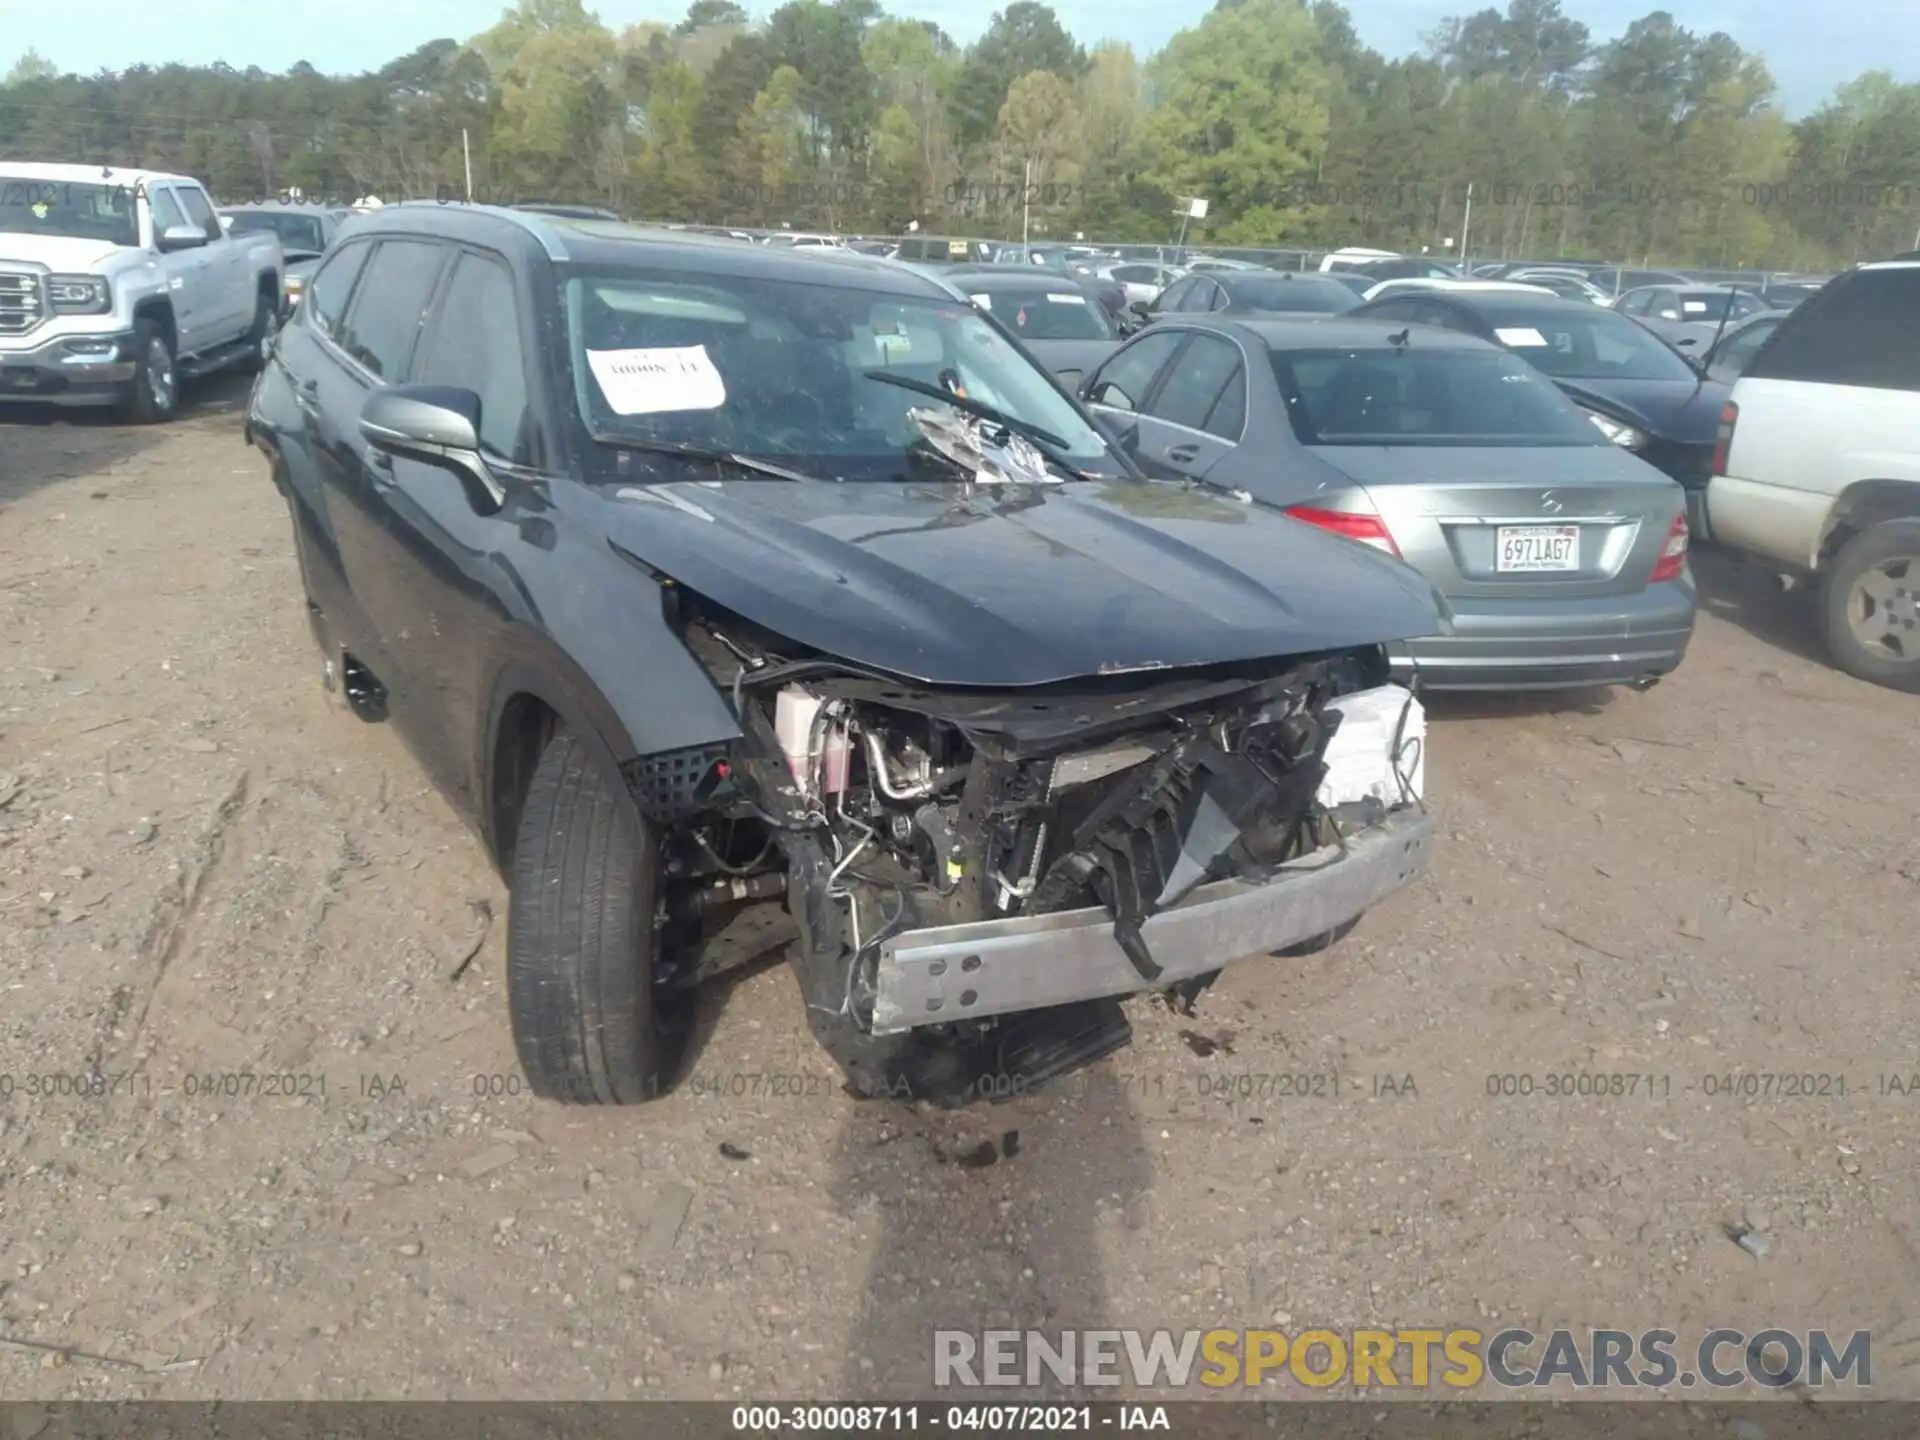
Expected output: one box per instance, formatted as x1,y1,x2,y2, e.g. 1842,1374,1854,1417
1081,328,1185,455
145,184,211,355
356,247,541,808
1129,332,1246,481
174,185,246,339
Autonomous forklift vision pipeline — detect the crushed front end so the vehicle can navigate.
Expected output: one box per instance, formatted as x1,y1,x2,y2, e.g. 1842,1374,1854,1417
659,598,1436,1099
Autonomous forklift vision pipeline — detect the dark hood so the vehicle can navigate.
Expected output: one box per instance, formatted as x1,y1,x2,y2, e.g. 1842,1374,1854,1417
1552,375,1730,445
599,477,1445,687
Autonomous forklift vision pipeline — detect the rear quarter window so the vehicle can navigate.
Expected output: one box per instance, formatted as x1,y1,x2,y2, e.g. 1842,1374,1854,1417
1745,269,1920,392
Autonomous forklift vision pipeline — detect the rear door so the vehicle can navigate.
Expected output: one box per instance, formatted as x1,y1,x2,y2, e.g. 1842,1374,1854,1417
265,236,376,645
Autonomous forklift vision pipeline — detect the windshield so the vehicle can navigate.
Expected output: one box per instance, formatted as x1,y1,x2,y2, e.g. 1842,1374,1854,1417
1272,346,1612,448
1483,309,1699,382
1229,277,1359,313
0,178,137,246
965,285,1114,339
564,266,1115,478
225,210,325,253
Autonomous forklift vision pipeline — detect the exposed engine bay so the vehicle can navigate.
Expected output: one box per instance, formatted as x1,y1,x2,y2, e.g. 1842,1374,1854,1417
639,587,1428,1100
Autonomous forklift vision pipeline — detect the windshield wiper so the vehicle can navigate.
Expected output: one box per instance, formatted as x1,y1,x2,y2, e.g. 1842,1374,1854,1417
859,369,1069,451
588,433,822,483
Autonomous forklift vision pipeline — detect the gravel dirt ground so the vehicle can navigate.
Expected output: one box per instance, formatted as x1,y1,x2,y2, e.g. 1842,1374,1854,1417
2,377,1918,1406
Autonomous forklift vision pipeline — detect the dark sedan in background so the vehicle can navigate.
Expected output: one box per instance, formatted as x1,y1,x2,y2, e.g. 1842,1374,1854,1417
1349,290,1729,539
220,202,353,312
1612,282,1773,351
942,267,1121,386
1144,270,1360,322
1076,316,1694,691
944,261,1131,335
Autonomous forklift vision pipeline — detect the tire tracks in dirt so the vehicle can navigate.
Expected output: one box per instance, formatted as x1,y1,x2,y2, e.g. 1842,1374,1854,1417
113,770,252,1076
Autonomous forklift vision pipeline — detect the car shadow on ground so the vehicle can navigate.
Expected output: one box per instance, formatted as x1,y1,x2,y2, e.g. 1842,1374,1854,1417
831,1060,1152,1399
1420,687,1620,722
675,924,1155,1397
0,371,252,506
678,917,1155,1398
1689,546,1827,666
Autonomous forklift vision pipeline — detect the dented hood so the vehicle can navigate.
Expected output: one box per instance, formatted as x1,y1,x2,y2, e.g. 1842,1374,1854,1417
601,477,1444,688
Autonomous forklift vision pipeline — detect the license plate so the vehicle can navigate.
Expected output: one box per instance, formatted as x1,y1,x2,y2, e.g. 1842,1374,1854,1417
1496,524,1579,572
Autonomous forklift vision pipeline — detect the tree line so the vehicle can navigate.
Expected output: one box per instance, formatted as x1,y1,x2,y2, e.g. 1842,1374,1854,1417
3,0,1918,269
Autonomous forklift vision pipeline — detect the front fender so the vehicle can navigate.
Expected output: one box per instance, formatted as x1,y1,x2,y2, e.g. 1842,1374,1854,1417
473,592,744,860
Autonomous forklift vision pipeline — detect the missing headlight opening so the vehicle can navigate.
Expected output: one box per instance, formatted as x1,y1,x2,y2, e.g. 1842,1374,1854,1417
652,591,1433,1103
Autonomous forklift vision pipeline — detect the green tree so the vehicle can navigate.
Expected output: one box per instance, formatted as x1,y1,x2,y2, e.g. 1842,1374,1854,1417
951,2,1085,149
1143,0,1332,244
4,50,58,86
473,0,603,76
677,0,748,35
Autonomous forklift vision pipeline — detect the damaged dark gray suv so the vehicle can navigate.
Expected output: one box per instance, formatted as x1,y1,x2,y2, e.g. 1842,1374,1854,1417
245,204,1444,1103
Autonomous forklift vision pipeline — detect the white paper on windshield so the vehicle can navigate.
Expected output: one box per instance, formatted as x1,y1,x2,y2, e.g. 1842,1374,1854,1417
1494,326,1548,347
586,345,726,415
1046,291,1088,304
969,293,992,309
1683,300,1708,313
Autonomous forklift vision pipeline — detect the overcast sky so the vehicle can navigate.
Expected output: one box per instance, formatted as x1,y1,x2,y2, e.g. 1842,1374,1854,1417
8,0,1915,118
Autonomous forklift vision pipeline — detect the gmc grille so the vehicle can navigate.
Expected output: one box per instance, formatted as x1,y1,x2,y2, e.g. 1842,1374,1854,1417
0,270,44,336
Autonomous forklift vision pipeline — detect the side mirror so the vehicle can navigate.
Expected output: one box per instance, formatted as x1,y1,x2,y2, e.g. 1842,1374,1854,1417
157,224,209,252
1128,300,1152,320
359,385,507,514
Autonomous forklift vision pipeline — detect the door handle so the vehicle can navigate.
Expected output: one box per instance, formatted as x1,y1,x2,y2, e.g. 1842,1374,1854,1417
1166,443,1201,463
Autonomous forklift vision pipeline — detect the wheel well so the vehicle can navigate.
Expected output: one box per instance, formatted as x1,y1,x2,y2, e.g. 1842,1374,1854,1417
491,692,561,869
133,299,175,350
1819,481,1920,568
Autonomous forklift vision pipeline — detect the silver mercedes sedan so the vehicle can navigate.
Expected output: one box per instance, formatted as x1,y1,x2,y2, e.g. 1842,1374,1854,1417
1076,315,1697,692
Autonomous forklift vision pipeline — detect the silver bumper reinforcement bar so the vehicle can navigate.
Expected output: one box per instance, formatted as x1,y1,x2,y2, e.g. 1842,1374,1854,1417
870,805,1438,1034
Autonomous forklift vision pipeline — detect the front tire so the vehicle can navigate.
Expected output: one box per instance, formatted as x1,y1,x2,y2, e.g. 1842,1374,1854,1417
118,320,177,424
1818,520,1920,693
506,727,670,1104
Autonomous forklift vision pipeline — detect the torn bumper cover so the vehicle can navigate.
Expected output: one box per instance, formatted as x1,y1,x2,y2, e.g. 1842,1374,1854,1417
871,806,1435,1032
869,682,1436,1034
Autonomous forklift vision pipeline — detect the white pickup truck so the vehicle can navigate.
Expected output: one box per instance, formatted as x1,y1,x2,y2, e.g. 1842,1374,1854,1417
0,163,284,421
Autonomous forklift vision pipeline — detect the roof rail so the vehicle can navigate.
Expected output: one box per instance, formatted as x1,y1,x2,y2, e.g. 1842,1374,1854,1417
381,199,573,260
